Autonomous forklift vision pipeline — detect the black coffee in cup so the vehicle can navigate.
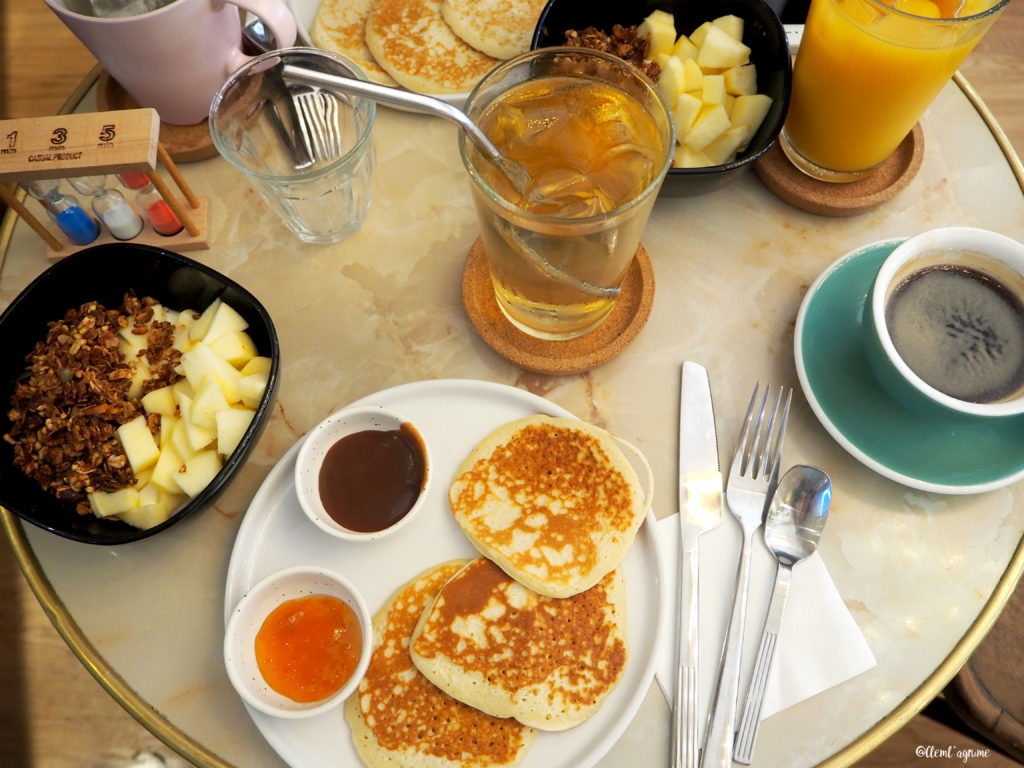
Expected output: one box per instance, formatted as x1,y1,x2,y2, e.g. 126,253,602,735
885,263,1024,403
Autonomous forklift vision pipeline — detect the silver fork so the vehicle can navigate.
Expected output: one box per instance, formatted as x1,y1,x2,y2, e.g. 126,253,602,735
700,383,792,768
292,87,343,165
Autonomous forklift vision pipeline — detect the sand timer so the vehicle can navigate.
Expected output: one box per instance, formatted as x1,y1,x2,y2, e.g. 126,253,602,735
117,171,184,236
69,175,145,241
24,179,100,246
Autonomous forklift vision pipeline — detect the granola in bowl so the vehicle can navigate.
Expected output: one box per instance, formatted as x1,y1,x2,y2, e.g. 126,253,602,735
0,243,279,545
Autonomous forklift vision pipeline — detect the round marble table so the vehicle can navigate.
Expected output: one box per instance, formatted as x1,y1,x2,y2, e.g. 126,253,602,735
2,63,1024,768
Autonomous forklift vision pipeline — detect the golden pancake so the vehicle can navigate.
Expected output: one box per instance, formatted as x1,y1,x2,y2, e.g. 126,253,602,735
449,415,648,598
410,557,628,731
345,560,535,768
311,0,398,86
439,0,548,60
364,0,499,95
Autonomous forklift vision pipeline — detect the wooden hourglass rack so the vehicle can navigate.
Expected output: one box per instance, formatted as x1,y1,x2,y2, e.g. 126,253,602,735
0,108,209,258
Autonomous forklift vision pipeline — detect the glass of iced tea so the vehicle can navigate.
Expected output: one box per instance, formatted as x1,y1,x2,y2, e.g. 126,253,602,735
781,0,1008,182
459,47,674,340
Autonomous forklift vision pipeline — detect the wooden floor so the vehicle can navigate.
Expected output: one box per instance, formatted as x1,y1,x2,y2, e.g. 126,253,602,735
2,0,1024,766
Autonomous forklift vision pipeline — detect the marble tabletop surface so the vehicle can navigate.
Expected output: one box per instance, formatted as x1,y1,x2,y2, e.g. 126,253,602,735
2,68,1024,768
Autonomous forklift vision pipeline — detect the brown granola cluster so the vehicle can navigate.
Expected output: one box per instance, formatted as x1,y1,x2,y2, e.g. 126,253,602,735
564,24,662,82
4,293,182,515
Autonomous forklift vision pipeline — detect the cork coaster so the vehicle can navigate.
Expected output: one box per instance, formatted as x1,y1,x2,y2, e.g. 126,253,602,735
97,72,218,164
754,123,924,217
461,238,655,375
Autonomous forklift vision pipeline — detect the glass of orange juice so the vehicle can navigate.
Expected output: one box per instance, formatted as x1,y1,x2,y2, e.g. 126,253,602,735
459,48,674,340
781,0,1009,182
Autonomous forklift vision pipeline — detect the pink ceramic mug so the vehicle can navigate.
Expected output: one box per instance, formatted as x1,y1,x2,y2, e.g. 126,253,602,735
43,0,297,125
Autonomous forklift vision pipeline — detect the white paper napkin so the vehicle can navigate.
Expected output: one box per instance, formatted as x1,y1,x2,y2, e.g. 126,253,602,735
654,513,876,725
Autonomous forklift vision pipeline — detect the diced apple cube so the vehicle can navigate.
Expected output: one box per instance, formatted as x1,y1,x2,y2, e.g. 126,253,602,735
135,481,158,507
172,378,194,404
673,144,713,168
672,92,704,134
239,356,273,376
697,25,751,69
724,64,758,96
703,124,750,165
88,487,140,518
689,21,713,47
117,503,170,530
731,93,773,144
158,414,178,449
702,74,726,105
141,385,177,417
118,489,185,529
238,371,269,409
179,343,242,403
638,10,677,58
657,55,686,109
201,301,249,345
208,329,258,369
684,104,731,150
118,326,147,357
175,450,223,497
169,418,195,464
156,306,178,324
217,407,255,457
682,58,704,93
191,375,231,431
188,298,221,342
712,14,745,41
127,357,151,399
117,415,160,474
173,312,197,353
151,444,185,494
183,413,217,453
672,34,698,62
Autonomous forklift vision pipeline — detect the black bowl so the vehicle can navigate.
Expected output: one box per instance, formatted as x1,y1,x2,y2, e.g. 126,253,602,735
532,0,792,196
0,244,280,545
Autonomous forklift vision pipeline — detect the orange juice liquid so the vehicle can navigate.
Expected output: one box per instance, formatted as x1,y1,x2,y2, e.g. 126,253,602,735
784,0,1003,174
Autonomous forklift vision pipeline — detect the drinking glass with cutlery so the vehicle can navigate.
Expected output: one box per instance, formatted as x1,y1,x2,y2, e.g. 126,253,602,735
701,383,792,768
672,362,724,768
734,464,832,764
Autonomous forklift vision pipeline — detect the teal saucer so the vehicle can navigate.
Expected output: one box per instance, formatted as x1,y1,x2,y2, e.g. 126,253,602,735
795,239,1024,494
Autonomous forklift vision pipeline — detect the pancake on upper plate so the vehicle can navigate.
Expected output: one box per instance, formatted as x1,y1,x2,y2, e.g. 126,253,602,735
439,0,549,60
364,0,499,95
410,557,627,731
449,415,648,598
345,560,535,768
311,0,398,86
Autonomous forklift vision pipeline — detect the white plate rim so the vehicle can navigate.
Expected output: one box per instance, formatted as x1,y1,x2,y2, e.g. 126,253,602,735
224,377,668,768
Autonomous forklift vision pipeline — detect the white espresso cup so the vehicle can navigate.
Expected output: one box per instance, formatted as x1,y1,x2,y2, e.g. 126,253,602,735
43,0,297,125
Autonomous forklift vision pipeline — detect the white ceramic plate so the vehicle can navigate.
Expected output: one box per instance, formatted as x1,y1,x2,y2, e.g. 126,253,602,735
225,378,667,768
286,0,471,106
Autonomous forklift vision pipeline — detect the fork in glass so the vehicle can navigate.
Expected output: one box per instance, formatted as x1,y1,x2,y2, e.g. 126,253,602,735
700,383,792,768
292,87,343,165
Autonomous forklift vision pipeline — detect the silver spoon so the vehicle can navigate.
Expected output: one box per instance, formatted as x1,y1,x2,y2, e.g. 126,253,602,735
732,464,832,765
279,64,547,204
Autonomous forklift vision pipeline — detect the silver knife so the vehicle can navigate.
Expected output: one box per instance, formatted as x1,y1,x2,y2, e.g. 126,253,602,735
671,361,724,768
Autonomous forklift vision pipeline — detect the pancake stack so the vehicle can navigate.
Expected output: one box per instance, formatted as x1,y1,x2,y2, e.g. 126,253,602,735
311,0,549,94
345,560,537,768
344,415,649,767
